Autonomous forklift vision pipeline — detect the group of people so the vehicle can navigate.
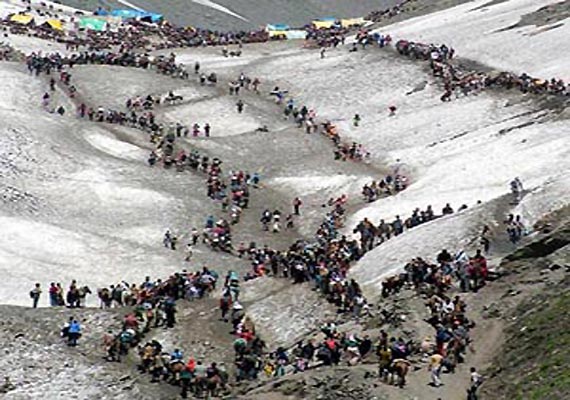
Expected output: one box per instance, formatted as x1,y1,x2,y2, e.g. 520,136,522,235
280,97,371,162
377,247,489,395
361,174,408,202
94,269,238,398
3,2,269,54
392,38,568,100
29,280,91,308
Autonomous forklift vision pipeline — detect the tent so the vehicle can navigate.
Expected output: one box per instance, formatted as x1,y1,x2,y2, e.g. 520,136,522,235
268,30,287,38
79,17,107,31
341,18,365,28
266,23,290,31
10,14,34,25
45,19,64,31
312,20,334,29
284,30,307,40
110,9,163,23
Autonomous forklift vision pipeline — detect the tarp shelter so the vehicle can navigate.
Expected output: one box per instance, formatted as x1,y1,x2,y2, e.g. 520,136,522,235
45,19,64,31
266,23,290,31
79,17,107,31
10,14,34,25
268,30,287,38
341,17,365,27
110,9,163,23
312,20,334,29
284,30,306,40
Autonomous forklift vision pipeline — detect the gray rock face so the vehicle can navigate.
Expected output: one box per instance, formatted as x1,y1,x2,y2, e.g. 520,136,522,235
58,0,400,30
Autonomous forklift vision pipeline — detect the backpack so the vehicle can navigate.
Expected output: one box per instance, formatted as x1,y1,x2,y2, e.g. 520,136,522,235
30,291,35,299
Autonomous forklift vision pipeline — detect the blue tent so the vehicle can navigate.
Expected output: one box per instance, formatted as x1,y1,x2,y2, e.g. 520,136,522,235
266,23,290,31
110,9,163,23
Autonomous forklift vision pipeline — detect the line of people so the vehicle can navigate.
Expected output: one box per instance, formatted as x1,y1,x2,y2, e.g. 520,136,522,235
281,97,371,162
354,203,466,252
379,247,487,396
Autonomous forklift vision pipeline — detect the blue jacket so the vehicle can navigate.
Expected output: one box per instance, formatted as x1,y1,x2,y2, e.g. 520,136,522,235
68,322,81,334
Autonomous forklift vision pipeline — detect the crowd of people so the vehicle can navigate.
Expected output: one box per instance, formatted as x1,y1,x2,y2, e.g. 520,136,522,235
2,3,269,53
353,203,468,253
377,246,491,396
361,174,408,202
9,5,545,399
392,38,568,100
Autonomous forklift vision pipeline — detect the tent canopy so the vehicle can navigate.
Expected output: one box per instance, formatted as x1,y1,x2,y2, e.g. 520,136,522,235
10,14,34,25
284,30,306,40
266,23,290,31
268,30,287,38
312,20,334,29
110,9,163,23
45,19,64,31
79,17,107,31
341,17,365,27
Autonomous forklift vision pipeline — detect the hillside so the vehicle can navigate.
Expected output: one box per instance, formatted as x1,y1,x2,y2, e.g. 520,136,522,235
0,0,569,398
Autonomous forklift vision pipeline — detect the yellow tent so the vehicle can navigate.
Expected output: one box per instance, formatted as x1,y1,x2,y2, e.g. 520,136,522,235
10,14,34,25
46,19,64,31
312,20,334,29
269,30,287,38
341,18,365,28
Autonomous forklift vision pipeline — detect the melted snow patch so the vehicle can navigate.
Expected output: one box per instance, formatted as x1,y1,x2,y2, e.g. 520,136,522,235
270,175,370,197
69,168,171,206
164,97,260,136
85,130,146,161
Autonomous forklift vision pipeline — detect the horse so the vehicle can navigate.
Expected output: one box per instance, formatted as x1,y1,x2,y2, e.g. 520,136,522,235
164,94,183,105
166,360,186,384
77,286,92,307
98,288,112,309
390,359,411,388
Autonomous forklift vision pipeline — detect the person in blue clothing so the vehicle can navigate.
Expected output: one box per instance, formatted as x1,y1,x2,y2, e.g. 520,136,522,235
67,319,81,346
171,348,183,361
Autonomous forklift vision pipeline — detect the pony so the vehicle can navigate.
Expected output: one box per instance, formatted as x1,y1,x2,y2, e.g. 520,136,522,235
77,286,92,307
390,359,411,388
97,288,112,308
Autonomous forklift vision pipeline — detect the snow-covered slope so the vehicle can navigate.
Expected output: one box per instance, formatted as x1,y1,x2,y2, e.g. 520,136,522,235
375,0,570,77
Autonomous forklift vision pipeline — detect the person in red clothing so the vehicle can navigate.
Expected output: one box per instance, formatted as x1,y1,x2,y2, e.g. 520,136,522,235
123,313,139,330
473,249,488,281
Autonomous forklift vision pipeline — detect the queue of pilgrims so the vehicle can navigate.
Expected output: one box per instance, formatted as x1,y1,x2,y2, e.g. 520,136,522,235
353,32,568,100
10,4,529,398
91,198,489,397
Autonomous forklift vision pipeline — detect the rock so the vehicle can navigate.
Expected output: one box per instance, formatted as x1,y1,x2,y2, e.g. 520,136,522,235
14,332,25,339
119,375,130,382
549,264,561,271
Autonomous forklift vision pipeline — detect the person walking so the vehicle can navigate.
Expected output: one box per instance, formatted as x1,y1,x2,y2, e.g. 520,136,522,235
467,367,483,399
49,282,59,306
428,352,444,387
236,100,244,113
67,319,81,346
293,197,303,216
30,283,42,308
